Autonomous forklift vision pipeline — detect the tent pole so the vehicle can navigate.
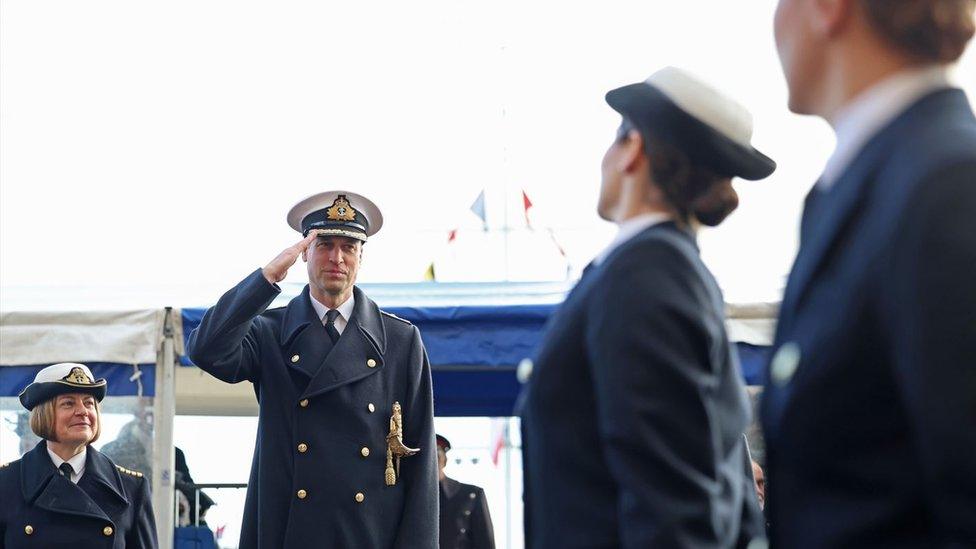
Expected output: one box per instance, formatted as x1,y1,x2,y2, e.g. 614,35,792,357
152,307,176,549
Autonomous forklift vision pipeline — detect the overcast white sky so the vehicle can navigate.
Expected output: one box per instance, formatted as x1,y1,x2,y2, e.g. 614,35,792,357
2,1,974,309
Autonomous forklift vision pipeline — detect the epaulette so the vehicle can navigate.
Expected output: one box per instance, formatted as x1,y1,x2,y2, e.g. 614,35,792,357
116,465,145,478
0,461,9,468
381,311,412,325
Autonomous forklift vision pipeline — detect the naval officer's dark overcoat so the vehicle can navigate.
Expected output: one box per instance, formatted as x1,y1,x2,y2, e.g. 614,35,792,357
0,441,157,549
439,477,494,549
187,269,438,549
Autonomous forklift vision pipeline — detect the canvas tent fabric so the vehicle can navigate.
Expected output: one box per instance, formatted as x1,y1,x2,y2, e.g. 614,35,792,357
178,301,775,416
1,290,776,416
0,310,166,400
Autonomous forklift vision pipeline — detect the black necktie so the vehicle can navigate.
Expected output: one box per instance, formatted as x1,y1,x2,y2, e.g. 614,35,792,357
324,310,341,344
59,462,74,479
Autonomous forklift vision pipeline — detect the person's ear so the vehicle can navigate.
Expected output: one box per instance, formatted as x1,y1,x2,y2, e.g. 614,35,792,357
301,249,308,262
814,0,854,37
620,129,646,173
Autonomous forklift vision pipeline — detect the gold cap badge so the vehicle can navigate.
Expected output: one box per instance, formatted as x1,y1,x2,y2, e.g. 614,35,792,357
326,195,358,222
63,367,93,385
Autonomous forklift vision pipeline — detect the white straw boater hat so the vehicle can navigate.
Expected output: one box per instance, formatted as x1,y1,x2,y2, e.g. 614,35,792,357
19,363,107,411
605,66,776,180
286,190,383,242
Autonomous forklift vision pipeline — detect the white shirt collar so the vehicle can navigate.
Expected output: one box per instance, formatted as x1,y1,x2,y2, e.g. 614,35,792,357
820,65,951,189
593,212,673,265
46,442,87,483
309,291,355,335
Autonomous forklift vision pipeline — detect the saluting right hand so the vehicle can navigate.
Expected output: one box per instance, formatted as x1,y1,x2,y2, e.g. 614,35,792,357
262,232,318,284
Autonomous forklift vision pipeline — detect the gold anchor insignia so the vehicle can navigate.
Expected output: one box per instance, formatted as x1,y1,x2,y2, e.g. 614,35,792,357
326,195,358,222
63,367,92,385
385,401,419,486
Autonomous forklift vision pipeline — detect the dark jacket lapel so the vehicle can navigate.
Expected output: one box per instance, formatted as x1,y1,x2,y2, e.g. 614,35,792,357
440,476,461,500
279,285,335,377
781,154,879,316
21,441,113,522
779,90,952,316
301,286,388,400
83,447,129,505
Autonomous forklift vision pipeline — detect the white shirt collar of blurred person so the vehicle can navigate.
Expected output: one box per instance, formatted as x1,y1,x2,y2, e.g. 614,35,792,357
819,65,952,189
309,292,355,335
46,442,87,483
593,212,673,266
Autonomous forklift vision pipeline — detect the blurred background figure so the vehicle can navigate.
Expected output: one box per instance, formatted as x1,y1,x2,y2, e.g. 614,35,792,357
751,460,766,511
100,398,154,480
438,434,496,549
763,0,976,546
9,412,42,456
175,446,215,527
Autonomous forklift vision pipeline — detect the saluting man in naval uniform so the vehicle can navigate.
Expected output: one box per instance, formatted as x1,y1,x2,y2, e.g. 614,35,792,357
187,191,438,549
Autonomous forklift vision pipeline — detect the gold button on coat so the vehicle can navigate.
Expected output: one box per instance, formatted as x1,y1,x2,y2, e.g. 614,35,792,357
297,489,307,499
299,399,309,408
298,443,308,453
24,525,33,535
355,492,365,503
103,526,114,536
367,403,375,413
366,358,377,368
291,354,300,363
360,447,370,457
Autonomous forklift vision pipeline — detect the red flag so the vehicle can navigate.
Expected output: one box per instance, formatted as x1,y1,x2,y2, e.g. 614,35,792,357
447,229,457,243
490,418,508,466
522,189,534,227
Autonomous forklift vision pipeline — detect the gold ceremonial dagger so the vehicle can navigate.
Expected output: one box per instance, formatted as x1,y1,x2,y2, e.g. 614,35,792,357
385,401,419,486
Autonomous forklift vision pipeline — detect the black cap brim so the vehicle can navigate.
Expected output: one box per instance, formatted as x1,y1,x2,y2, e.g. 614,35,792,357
606,83,776,181
19,380,107,411
436,435,451,451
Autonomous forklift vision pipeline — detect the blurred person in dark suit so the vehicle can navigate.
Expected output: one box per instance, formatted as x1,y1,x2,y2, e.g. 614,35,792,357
174,447,214,526
519,66,775,548
763,1,976,546
437,435,495,549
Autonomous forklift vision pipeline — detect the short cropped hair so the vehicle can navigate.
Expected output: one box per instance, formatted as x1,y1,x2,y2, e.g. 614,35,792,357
30,397,102,444
862,0,976,62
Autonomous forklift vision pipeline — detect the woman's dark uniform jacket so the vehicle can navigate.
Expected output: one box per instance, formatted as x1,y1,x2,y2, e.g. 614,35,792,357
0,441,157,548
520,222,765,548
439,477,495,549
186,269,438,549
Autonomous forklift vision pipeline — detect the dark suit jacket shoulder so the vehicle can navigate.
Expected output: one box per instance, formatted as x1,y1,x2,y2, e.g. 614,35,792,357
762,88,976,547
